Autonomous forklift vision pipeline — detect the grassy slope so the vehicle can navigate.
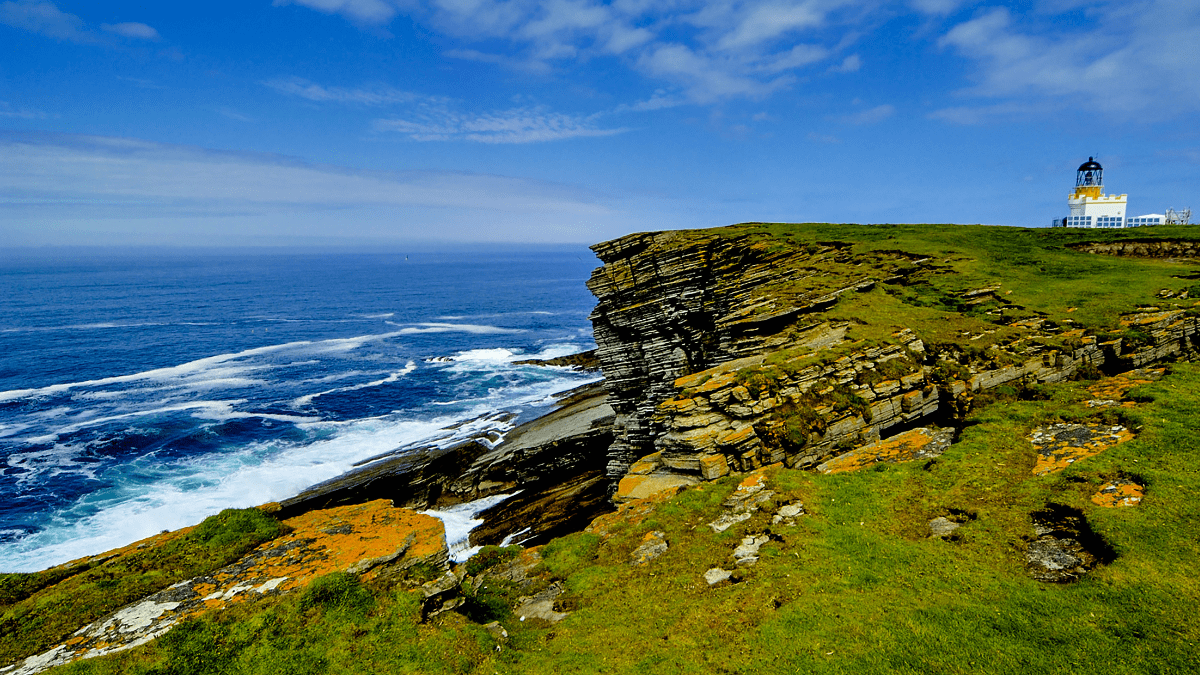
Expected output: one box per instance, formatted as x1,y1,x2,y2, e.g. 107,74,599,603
28,224,1200,674
0,509,285,666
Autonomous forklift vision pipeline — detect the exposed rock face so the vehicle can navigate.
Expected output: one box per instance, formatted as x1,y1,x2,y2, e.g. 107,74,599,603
629,531,668,566
929,517,961,539
587,231,926,478
1070,239,1200,259
278,382,615,547
587,230,1200,487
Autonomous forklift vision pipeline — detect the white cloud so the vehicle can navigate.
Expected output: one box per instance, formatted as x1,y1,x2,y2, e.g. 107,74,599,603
266,0,1200,120
0,101,49,119
637,43,794,102
374,106,626,143
761,43,829,73
838,103,893,124
265,75,623,142
611,90,687,112
927,101,1043,125
715,2,828,51
939,1,1200,117
263,77,427,105
909,0,966,14
274,0,869,103
807,131,841,143
828,53,860,72
272,0,400,25
101,21,159,40
0,132,641,244
2,2,162,45
443,49,554,74
0,133,608,212
0,0,93,42
216,107,255,123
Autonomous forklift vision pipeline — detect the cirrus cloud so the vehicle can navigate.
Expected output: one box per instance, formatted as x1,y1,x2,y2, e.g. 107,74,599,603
101,21,159,40
936,1,1200,119
274,0,872,103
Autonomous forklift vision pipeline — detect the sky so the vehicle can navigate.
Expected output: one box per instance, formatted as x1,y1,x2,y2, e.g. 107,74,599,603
1,0,1199,246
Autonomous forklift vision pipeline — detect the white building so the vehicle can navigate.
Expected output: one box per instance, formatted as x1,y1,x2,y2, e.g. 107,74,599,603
1127,214,1165,226
1054,158,1190,227
1060,157,1127,228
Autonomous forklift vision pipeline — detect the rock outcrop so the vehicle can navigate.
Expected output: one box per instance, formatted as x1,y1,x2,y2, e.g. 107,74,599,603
278,382,615,547
2,501,449,675
587,231,928,479
1070,239,1200,259
587,228,1200,489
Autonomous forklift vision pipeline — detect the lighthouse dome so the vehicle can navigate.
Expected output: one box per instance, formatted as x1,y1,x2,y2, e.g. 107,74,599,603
1078,157,1103,172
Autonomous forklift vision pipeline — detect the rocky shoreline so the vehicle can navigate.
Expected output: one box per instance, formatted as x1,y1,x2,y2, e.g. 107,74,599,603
277,379,616,549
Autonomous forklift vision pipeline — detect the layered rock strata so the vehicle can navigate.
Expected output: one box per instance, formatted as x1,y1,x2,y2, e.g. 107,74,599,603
587,230,1200,489
279,382,615,547
587,231,928,479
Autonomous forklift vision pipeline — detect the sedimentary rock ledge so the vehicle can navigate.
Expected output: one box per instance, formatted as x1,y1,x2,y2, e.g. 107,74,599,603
278,381,615,546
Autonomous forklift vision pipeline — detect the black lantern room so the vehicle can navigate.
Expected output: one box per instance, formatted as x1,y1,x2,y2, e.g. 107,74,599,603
1076,157,1103,187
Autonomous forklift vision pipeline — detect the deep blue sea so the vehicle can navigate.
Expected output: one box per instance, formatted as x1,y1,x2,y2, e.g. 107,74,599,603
0,246,601,572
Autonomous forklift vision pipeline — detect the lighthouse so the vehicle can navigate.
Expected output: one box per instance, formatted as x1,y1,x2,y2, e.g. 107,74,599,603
1062,157,1127,227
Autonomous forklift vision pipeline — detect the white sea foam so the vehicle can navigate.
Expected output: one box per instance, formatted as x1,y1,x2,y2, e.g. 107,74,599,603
0,365,590,572
500,527,532,547
17,401,322,445
290,362,416,408
432,344,587,377
0,322,168,333
0,332,404,403
421,492,518,564
448,348,519,364
0,412,477,572
0,422,30,438
389,322,522,335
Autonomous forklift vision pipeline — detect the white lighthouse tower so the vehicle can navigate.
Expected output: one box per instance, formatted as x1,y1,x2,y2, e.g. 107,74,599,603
1062,157,1127,227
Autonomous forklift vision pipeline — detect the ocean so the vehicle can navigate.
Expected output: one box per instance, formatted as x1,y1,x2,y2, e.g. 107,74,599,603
0,246,601,572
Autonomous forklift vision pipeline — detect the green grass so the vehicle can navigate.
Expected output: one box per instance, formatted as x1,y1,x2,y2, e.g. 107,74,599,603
52,576,504,675
1,508,285,667
714,222,1200,340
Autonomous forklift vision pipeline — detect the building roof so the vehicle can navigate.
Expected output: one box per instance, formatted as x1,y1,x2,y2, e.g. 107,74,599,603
1078,157,1103,172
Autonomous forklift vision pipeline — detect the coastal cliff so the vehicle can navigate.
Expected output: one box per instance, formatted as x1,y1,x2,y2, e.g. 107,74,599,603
587,224,1200,497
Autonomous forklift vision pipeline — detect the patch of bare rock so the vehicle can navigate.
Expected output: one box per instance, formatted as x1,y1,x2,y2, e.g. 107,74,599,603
703,473,805,587
1024,505,1115,583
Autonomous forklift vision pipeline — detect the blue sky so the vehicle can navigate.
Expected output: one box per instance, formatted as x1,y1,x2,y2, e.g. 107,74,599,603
2,0,1198,246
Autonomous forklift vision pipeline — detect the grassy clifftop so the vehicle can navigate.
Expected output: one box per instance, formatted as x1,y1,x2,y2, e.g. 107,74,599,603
626,221,1200,344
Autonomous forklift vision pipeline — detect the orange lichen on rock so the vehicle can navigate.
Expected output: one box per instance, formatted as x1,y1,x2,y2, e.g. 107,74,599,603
587,488,681,539
1086,368,1164,406
9,500,448,675
1091,479,1145,508
738,472,768,489
230,499,447,592
1120,309,1184,327
816,428,953,474
1028,423,1135,476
